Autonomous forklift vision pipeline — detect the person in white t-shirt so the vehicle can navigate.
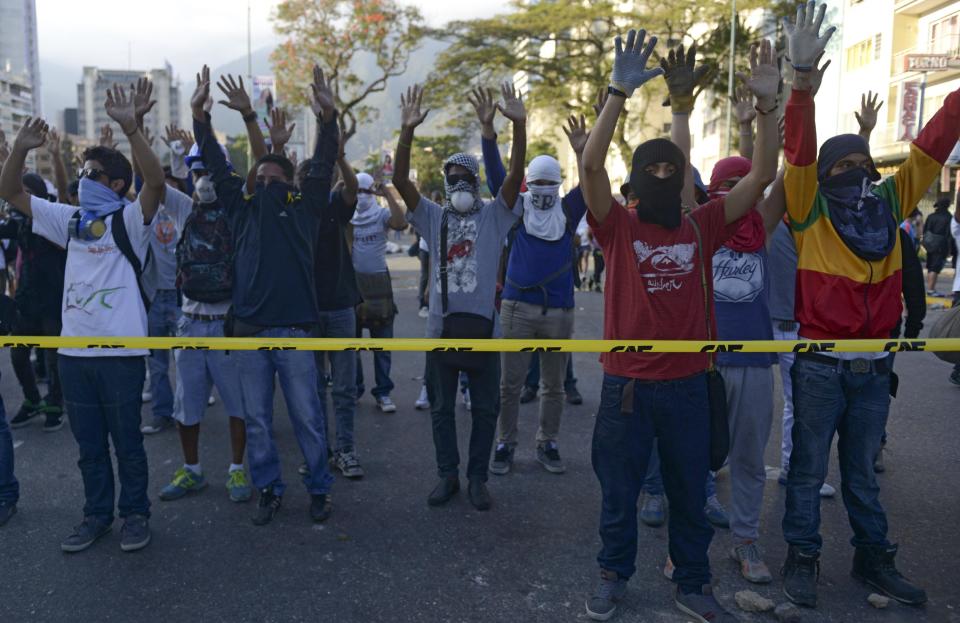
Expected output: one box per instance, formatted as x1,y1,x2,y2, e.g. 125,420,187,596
0,83,166,555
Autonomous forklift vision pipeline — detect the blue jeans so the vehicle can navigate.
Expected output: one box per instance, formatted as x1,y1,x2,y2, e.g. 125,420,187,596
356,320,395,400
425,351,500,481
148,289,181,419
315,308,357,452
238,327,333,496
783,356,891,553
59,355,150,523
593,373,713,589
0,383,17,505
524,351,578,393
642,445,716,499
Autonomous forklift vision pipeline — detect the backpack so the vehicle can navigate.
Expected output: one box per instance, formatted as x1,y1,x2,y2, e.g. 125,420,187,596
175,202,234,303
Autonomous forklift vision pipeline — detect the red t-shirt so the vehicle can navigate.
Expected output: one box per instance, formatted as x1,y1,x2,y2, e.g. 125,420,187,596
588,198,732,380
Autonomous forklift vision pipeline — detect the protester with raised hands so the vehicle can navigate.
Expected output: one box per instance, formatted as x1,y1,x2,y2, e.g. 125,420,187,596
778,0,955,608
394,82,525,512
580,25,779,621
0,82,166,553
192,63,337,526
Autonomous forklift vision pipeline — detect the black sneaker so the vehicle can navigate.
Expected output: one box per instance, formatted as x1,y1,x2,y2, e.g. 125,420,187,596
61,516,112,553
566,387,584,405
0,501,16,527
252,487,282,526
674,584,739,622
119,514,151,552
519,385,537,404
467,478,492,511
781,546,819,608
10,400,41,428
489,443,514,476
851,544,927,605
310,494,332,523
585,569,627,621
42,404,65,432
427,476,459,506
536,441,566,474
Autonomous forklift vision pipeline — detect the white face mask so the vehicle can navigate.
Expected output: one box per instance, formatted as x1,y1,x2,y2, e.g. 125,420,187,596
449,191,476,213
195,176,217,204
356,192,378,213
526,183,562,210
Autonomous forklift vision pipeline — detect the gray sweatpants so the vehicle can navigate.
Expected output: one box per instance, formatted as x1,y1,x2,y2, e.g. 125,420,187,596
718,365,774,541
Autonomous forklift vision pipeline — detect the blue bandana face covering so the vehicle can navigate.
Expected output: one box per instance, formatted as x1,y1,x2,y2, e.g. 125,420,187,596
820,167,896,261
78,177,127,218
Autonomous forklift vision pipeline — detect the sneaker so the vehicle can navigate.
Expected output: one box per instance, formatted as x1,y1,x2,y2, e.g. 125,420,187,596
418,306,429,318
730,540,773,584
427,476,460,506
119,514,151,552
819,482,836,498
585,569,627,621
674,585,739,622
851,544,927,605
334,449,365,479
663,556,675,580
141,415,172,435
781,546,819,608
376,396,397,413
298,462,310,476
639,493,666,527
226,469,253,503
42,410,65,433
61,516,112,553
467,478,492,511
519,385,537,404
159,467,208,501
489,443,514,476
566,387,584,405
10,399,41,428
141,389,153,403
873,446,886,473
950,368,960,386
208,394,216,406
415,385,430,410
536,441,566,474
310,494,332,523
0,501,16,527
705,495,730,529
462,389,471,411
252,487,282,526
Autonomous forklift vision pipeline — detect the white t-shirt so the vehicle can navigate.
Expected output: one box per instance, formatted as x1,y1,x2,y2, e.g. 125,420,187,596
351,207,391,274
31,195,153,357
953,219,960,293
142,186,194,293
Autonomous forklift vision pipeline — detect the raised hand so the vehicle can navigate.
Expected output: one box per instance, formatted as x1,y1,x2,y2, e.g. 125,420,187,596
176,128,195,152
13,117,49,151
593,87,608,118
468,87,497,126
737,40,780,110
660,44,711,113
217,74,253,115
45,128,62,156
400,84,429,130
143,125,155,148
133,76,157,126
266,108,296,152
731,85,756,125
192,65,211,118
610,28,663,97
855,90,883,133
162,124,178,148
808,52,832,97
105,84,138,135
783,1,836,70
496,82,526,123
99,124,117,148
563,114,589,154
309,65,336,120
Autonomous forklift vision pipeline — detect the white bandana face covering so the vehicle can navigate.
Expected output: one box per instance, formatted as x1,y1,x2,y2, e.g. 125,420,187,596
522,155,564,241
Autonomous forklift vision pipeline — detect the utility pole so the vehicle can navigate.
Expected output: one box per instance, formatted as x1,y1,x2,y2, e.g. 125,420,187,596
725,0,737,157
247,0,253,166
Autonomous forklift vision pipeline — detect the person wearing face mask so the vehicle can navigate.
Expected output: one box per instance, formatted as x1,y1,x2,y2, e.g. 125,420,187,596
486,146,586,477
778,2,960,607
0,84,167,554
393,82,526,512
580,29,782,622
192,64,337,527
152,149,252,507
351,172,407,416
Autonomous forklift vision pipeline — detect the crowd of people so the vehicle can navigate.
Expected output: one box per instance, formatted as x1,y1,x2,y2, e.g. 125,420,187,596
1,2,959,620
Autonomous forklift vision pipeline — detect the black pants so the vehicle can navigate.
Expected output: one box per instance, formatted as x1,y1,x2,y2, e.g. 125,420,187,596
418,250,430,308
11,314,62,407
425,351,500,482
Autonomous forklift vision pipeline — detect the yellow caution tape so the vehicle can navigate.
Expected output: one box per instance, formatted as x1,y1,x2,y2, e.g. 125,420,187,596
1,336,957,353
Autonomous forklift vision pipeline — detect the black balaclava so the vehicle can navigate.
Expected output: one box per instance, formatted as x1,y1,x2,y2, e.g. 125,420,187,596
629,138,686,229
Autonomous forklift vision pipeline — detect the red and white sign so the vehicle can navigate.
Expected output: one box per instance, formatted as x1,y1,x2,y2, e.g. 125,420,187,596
899,81,920,142
904,54,950,72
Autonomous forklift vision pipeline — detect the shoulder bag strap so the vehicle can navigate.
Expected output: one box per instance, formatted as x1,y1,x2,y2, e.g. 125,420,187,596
440,209,449,315
686,214,715,370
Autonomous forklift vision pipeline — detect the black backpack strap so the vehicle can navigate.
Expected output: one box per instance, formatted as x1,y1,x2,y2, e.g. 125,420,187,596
440,210,449,315
111,207,152,312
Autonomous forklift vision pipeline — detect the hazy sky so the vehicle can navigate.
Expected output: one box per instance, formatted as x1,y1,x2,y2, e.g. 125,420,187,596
36,0,510,76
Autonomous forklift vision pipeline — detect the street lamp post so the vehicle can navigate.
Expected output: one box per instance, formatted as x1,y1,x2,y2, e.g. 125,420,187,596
725,0,737,157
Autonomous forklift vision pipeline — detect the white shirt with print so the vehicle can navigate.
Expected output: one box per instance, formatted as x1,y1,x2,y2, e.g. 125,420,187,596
31,195,153,357
142,185,194,293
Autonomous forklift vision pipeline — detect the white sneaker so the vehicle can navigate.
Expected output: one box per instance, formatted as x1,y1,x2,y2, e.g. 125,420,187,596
141,389,153,403
208,394,216,406
415,386,429,410
819,482,836,498
462,389,472,411
418,306,429,319
377,396,397,413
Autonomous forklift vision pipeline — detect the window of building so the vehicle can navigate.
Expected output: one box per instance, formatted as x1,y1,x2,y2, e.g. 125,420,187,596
875,33,882,60
845,38,875,70
930,13,960,56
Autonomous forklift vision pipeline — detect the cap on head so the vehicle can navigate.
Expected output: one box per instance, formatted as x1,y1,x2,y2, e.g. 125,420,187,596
817,134,880,183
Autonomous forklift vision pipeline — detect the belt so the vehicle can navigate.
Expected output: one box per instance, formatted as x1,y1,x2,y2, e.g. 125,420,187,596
184,312,226,322
775,320,798,332
796,352,891,375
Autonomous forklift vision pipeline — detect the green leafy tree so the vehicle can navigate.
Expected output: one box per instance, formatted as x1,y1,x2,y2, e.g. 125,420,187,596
227,134,250,175
271,0,427,142
527,137,559,164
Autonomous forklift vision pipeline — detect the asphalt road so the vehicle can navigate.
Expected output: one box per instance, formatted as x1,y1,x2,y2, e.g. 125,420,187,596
0,249,958,623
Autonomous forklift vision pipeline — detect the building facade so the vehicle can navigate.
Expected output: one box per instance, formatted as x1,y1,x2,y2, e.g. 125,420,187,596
0,0,41,116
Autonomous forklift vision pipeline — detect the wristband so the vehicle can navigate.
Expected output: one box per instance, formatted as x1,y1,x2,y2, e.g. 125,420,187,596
122,127,137,138
755,101,779,116
242,111,258,123
791,64,813,73
607,85,628,99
